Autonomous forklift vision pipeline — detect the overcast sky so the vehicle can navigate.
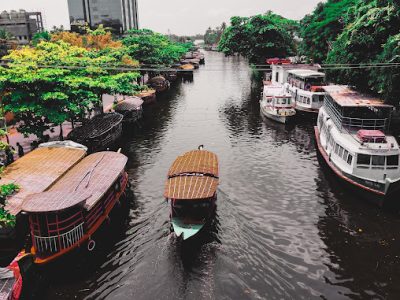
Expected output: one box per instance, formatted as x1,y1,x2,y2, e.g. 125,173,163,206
0,0,323,35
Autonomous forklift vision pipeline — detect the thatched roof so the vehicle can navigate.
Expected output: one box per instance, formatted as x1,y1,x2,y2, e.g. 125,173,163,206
164,150,219,200
2,144,87,215
67,113,123,141
22,151,128,213
114,97,144,112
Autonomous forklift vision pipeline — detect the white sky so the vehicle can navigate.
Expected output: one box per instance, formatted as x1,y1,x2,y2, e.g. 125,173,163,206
0,0,323,35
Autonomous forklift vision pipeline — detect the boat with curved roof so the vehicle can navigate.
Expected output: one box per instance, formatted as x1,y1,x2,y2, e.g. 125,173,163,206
20,151,128,264
164,147,219,240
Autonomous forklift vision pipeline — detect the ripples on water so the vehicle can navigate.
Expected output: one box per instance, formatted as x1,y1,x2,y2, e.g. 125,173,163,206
45,52,400,299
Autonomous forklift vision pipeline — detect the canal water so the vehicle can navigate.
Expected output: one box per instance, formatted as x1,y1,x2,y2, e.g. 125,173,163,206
46,52,400,299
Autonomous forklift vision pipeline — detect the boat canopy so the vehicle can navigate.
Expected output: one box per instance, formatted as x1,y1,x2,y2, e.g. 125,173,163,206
323,85,392,108
164,150,219,200
1,144,87,215
68,112,123,141
167,150,219,178
287,69,325,79
114,97,144,112
21,152,128,213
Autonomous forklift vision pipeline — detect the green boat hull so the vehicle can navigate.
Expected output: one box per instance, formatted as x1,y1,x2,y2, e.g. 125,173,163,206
171,218,205,240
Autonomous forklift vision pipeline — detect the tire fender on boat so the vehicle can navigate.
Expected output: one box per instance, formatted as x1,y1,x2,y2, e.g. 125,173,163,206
87,239,96,252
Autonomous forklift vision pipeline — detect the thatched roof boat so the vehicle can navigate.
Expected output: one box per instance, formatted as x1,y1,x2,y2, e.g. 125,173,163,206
147,76,170,93
165,147,219,240
1,142,87,216
137,89,156,106
67,113,123,152
114,96,144,123
21,151,129,264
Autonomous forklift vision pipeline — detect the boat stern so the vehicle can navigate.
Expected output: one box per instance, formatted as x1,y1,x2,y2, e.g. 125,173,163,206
171,218,205,241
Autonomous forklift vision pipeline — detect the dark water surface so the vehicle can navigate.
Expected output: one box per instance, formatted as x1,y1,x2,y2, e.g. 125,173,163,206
46,52,400,299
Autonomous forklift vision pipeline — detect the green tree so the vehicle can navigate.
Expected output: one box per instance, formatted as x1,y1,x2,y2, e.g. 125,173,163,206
0,41,142,139
326,0,400,102
122,29,192,66
218,12,298,63
299,0,357,63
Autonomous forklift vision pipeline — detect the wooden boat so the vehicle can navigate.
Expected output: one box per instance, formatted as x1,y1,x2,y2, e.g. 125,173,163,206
178,64,194,78
163,71,178,82
137,89,157,106
164,146,219,240
0,142,87,251
21,151,128,264
67,113,123,152
315,85,400,206
0,253,35,300
114,96,144,124
147,76,170,93
260,82,296,124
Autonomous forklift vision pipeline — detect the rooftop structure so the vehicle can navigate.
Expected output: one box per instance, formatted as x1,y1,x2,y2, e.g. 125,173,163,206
0,10,43,44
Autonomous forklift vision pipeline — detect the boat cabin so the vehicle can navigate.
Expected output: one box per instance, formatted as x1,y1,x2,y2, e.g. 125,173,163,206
322,85,393,133
21,151,128,264
263,85,293,108
114,96,144,123
287,69,325,91
270,63,321,85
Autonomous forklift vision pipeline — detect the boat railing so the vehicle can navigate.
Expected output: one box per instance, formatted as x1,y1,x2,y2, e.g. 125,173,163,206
34,222,84,254
324,98,389,132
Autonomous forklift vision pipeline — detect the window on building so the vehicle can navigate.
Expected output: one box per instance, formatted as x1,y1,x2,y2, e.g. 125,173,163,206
387,155,399,167
357,154,371,165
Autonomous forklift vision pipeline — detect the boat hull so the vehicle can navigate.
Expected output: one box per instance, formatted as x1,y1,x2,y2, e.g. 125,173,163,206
314,126,400,206
295,105,320,114
171,218,205,241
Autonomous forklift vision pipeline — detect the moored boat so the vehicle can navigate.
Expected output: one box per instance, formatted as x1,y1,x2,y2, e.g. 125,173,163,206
315,85,400,206
260,82,296,124
137,89,157,106
164,146,219,240
284,69,326,114
21,151,128,264
113,96,144,124
147,76,170,93
67,113,123,152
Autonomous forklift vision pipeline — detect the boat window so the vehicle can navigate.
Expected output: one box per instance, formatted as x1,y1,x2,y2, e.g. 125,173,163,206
319,95,324,102
334,143,339,154
307,98,310,104
287,98,291,104
347,154,353,165
281,99,286,105
372,155,385,166
357,154,371,165
343,150,349,160
338,146,344,157
387,155,399,166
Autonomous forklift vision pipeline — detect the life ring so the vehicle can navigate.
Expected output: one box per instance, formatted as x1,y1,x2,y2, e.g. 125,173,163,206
305,84,312,91
87,239,96,252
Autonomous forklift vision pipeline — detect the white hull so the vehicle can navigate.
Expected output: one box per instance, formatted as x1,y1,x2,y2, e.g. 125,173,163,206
260,102,295,124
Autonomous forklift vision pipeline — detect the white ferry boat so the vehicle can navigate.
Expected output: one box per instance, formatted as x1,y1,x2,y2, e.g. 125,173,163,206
315,85,400,206
284,69,326,114
260,82,296,124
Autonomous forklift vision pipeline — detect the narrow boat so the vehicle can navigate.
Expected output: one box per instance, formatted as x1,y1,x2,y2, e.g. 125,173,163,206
260,82,296,124
147,76,170,93
315,85,400,206
67,113,123,152
284,69,326,114
21,151,128,264
0,253,35,300
0,142,87,252
164,146,219,240
113,96,144,124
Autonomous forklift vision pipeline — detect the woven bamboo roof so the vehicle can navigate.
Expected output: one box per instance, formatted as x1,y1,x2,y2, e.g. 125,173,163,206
148,76,167,84
2,145,86,215
67,113,123,141
164,150,219,200
114,97,144,112
164,176,219,200
21,152,128,213
167,150,219,178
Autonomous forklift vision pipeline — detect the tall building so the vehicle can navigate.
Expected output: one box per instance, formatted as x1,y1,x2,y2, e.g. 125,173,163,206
68,0,139,34
0,10,44,44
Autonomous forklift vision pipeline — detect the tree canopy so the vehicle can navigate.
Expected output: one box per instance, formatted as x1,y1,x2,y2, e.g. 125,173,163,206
218,12,298,63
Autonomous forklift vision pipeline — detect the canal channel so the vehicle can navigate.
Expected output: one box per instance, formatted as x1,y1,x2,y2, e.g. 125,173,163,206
46,52,400,299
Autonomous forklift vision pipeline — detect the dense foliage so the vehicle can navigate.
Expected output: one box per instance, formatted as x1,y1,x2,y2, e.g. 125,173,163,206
0,40,142,139
204,23,226,46
122,29,192,66
299,0,357,63
0,183,19,228
324,0,400,103
218,12,298,63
